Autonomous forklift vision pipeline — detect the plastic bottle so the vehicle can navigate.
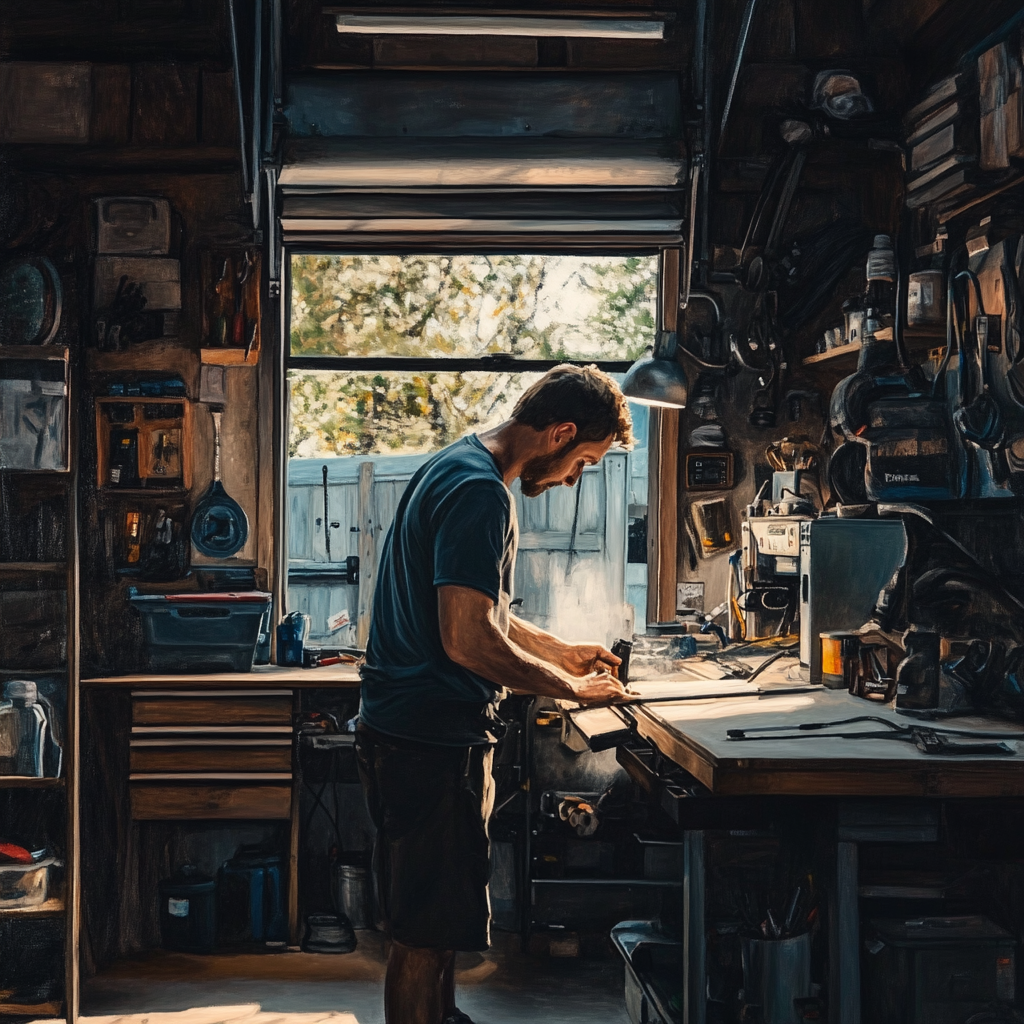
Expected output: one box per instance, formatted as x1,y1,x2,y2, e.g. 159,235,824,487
0,681,49,778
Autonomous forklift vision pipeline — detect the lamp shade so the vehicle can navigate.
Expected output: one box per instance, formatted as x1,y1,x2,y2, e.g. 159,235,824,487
621,331,688,408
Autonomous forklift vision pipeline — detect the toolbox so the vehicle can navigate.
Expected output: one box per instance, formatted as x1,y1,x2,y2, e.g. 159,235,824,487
863,916,1016,1024
129,592,272,672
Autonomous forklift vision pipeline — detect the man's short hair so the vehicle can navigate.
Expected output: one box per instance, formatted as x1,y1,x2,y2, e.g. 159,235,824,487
511,364,635,449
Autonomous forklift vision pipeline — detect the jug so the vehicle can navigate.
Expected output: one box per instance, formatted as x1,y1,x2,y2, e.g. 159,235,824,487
0,681,59,778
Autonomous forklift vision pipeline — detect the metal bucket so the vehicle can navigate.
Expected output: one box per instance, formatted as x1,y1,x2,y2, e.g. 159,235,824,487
331,863,373,930
740,933,812,1024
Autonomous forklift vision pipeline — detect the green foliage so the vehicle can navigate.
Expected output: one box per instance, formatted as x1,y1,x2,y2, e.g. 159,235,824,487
288,254,657,458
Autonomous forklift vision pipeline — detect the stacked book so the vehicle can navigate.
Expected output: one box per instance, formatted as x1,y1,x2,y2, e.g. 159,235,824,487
978,32,1024,171
904,71,978,209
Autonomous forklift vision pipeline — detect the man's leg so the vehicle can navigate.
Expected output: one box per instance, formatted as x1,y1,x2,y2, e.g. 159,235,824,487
441,951,456,1018
385,940,454,1024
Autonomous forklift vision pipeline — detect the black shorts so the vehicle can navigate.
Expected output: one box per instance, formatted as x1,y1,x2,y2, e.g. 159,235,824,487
355,723,494,951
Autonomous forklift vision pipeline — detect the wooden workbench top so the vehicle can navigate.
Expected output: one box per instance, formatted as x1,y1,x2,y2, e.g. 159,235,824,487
81,663,362,689
632,659,1024,799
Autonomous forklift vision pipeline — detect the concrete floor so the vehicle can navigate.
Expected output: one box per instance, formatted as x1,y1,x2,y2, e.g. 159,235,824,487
81,933,630,1024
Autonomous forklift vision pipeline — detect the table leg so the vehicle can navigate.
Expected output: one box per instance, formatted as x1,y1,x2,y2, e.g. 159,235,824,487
683,830,706,1024
288,692,301,946
830,840,860,1024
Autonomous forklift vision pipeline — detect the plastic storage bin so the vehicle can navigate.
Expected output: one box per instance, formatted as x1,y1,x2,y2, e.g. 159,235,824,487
130,592,272,672
0,857,57,908
159,866,217,953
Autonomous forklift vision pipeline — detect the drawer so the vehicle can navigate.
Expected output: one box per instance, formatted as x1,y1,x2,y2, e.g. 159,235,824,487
132,691,292,726
131,783,292,820
130,740,292,774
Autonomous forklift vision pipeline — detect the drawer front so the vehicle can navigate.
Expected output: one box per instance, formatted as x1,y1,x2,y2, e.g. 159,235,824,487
131,783,292,820
132,695,292,726
130,743,292,774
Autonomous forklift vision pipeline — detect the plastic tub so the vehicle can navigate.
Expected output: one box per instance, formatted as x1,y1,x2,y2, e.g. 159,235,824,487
0,857,57,908
130,592,272,673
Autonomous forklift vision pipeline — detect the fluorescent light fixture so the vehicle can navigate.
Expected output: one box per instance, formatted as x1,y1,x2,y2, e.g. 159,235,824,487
621,331,688,408
335,15,665,39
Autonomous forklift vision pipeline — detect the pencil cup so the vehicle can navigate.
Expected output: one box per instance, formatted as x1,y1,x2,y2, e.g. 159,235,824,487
740,932,812,1024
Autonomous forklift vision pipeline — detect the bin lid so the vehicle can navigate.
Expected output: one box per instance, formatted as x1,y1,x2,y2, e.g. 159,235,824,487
160,865,216,892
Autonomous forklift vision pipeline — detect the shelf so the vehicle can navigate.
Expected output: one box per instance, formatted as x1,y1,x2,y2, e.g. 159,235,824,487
201,347,259,366
0,777,64,789
803,342,861,366
0,1001,62,1017
0,346,69,362
0,563,66,575
86,338,197,376
0,898,64,920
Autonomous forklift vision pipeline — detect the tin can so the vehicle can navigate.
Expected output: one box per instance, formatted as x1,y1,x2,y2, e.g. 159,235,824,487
820,631,859,690
907,270,945,326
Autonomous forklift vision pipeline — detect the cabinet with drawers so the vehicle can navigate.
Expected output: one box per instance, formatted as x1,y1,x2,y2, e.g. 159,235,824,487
128,689,294,820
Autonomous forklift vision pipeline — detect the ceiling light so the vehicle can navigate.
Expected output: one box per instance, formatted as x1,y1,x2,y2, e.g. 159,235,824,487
335,15,664,39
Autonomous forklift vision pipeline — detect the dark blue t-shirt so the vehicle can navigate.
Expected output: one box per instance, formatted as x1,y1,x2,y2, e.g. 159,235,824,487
359,435,518,746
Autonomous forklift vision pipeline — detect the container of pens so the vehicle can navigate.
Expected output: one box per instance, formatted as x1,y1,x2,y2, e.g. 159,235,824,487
738,883,816,1024
740,932,812,1024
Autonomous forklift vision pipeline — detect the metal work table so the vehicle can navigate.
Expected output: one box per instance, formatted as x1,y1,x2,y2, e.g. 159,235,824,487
618,657,1024,1024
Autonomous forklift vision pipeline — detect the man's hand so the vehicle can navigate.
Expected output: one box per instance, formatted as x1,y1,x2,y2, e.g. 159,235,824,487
567,671,628,705
560,643,621,678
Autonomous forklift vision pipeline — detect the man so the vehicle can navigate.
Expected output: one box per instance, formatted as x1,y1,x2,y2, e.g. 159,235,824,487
356,364,633,1024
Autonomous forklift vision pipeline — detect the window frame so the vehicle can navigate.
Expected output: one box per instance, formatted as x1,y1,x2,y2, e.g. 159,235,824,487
275,241,681,635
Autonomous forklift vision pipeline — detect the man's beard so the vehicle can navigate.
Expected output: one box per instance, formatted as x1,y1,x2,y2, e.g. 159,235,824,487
520,446,574,497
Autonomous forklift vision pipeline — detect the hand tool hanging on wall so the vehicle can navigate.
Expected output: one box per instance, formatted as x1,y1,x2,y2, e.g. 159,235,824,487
191,410,249,557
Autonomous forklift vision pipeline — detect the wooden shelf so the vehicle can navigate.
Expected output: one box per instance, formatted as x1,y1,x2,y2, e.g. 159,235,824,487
0,777,64,789
0,563,66,575
0,1000,62,1017
95,395,192,492
200,347,259,366
0,897,64,920
86,339,196,375
803,342,861,366
0,346,69,362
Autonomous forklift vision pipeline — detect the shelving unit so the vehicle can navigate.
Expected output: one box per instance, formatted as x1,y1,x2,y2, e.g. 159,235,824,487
0,338,80,1022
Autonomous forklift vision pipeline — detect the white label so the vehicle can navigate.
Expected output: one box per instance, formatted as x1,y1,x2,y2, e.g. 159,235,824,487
327,608,351,632
110,467,121,484
677,582,704,614
167,897,190,918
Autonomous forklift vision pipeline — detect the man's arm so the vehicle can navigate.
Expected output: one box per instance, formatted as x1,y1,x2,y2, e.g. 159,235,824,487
508,614,621,678
438,586,625,704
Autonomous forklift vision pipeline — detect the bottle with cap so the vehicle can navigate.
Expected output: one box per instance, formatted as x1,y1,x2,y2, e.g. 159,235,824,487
0,680,54,778
864,233,896,322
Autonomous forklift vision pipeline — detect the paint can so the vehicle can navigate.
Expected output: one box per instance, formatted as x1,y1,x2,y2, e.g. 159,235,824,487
819,631,859,690
907,270,945,326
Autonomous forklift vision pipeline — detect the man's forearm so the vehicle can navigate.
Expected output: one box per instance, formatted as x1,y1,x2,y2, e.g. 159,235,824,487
445,611,575,699
507,614,570,665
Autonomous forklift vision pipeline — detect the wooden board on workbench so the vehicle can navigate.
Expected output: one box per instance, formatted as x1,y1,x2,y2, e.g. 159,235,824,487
633,685,1024,799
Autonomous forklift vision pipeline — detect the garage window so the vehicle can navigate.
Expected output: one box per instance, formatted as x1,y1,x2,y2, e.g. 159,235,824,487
285,251,663,649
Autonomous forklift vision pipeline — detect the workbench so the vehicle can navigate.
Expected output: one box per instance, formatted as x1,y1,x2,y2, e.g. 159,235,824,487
616,656,1024,1024
81,664,362,945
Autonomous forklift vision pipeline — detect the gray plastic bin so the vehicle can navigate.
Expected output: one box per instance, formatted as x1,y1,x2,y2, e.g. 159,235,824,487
130,592,272,672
